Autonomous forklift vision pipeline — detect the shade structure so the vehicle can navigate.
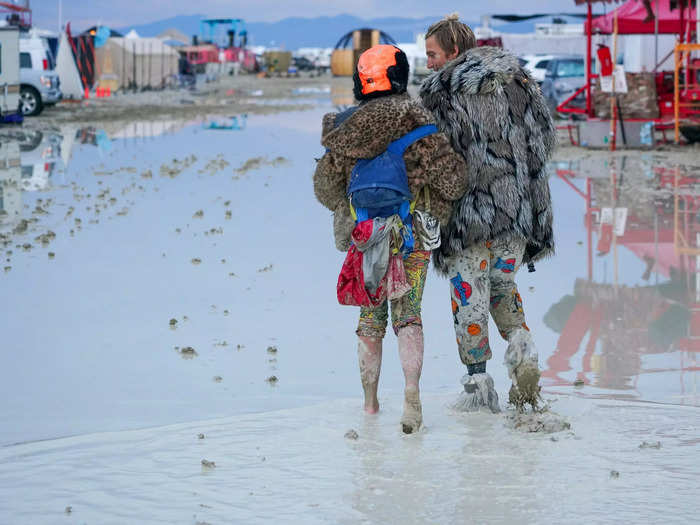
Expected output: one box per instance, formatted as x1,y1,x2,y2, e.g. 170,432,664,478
586,0,697,34
94,37,179,90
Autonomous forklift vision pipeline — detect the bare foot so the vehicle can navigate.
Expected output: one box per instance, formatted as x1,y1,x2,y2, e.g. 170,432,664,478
364,399,379,414
401,389,422,434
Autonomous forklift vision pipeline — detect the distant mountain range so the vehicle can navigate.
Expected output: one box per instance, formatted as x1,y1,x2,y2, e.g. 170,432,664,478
115,13,585,49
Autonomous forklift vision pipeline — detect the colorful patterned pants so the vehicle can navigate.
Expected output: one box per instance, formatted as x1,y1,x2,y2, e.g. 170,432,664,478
357,250,431,338
447,238,528,365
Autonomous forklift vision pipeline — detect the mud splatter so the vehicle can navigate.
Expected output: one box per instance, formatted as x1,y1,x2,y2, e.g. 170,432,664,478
179,346,198,359
234,155,290,175
257,264,273,273
34,231,56,245
201,459,216,469
344,429,359,440
506,406,571,433
12,219,29,234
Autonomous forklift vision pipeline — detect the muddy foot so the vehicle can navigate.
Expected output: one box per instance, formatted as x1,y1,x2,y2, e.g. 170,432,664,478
509,361,541,411
453,372,500,413
401,389,422,434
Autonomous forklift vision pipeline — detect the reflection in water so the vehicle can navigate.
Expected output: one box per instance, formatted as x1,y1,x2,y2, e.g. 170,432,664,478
0,129,62,193
0,140,22,234
545,156,699,402
331,82,354,110
202,114,247,131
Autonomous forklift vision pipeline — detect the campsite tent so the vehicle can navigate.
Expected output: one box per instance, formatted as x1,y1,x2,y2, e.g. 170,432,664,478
94,35,179,91
55,31,85,99
587,0,697,34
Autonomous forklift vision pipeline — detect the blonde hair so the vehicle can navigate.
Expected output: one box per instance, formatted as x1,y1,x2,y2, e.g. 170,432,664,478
425,13,476,56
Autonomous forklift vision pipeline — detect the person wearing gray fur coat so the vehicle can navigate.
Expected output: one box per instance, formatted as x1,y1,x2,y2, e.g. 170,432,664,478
420,17,556,412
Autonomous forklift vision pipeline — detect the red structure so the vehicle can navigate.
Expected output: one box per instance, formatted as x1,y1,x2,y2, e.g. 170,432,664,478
564,0,698,119
0,0,31,28
588,0,697,34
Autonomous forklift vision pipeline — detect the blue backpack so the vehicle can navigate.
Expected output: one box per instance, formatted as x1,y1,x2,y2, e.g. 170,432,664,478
347,124,437,254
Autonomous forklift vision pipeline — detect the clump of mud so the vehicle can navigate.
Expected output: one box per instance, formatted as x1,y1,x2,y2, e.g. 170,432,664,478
344,429,359,440
34,231,56,245
257,264,273,273
201,459,216,469
178,346,198,359
12,219,29,234
506,406,571,433
234,156,289,175
199,154,230,175
159,155,197,178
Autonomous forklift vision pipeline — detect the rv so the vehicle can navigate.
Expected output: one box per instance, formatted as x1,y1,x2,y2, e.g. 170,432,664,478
0,27,21,121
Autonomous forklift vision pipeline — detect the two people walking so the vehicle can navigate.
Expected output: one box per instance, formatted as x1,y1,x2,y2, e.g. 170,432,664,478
314,15,556,433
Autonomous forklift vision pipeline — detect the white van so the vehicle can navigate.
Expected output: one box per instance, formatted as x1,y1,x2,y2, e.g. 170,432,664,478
19,30,61,116
0,26,21,121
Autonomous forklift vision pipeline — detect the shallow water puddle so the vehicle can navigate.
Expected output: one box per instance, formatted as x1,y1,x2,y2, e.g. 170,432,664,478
0,110,698,452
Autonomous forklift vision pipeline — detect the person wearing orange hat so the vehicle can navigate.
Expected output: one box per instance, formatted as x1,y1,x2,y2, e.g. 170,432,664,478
314,44,469,433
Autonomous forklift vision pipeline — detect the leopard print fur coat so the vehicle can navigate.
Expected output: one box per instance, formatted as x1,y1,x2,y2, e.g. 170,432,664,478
313,93,468,251
420,46,556,274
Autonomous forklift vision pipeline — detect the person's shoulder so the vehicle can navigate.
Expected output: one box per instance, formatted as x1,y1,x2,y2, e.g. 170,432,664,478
422,46,524,100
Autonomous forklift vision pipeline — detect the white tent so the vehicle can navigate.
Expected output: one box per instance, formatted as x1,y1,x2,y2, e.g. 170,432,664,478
55,31,84,100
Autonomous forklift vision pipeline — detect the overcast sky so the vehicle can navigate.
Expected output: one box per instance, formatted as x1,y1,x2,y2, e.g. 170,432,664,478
31,1,591,32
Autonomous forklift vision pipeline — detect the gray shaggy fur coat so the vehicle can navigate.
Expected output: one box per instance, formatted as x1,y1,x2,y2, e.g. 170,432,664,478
419,46,556,274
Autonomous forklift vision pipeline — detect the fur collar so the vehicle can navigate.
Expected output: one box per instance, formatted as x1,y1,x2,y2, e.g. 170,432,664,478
420,46,523,100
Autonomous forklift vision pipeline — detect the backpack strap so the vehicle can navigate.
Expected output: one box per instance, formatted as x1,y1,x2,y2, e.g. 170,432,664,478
386,124,438,155
409,185,430,214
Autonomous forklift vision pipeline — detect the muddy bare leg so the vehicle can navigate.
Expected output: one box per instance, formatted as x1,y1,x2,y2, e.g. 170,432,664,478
397,325,423,433
357,336,382,414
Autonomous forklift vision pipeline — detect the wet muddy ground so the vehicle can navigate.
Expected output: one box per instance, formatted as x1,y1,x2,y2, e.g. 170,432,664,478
0,75,698,523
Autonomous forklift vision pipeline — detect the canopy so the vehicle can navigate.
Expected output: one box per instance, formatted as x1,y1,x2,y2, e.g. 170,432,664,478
586,0,697,34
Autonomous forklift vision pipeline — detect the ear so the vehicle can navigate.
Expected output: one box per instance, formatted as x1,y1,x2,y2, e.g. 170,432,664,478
449,45,459,59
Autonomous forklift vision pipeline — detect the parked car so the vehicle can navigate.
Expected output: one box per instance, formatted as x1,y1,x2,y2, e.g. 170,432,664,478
540,55,586,116
292,56,315,71
19,32,61,116
518,54,556,84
